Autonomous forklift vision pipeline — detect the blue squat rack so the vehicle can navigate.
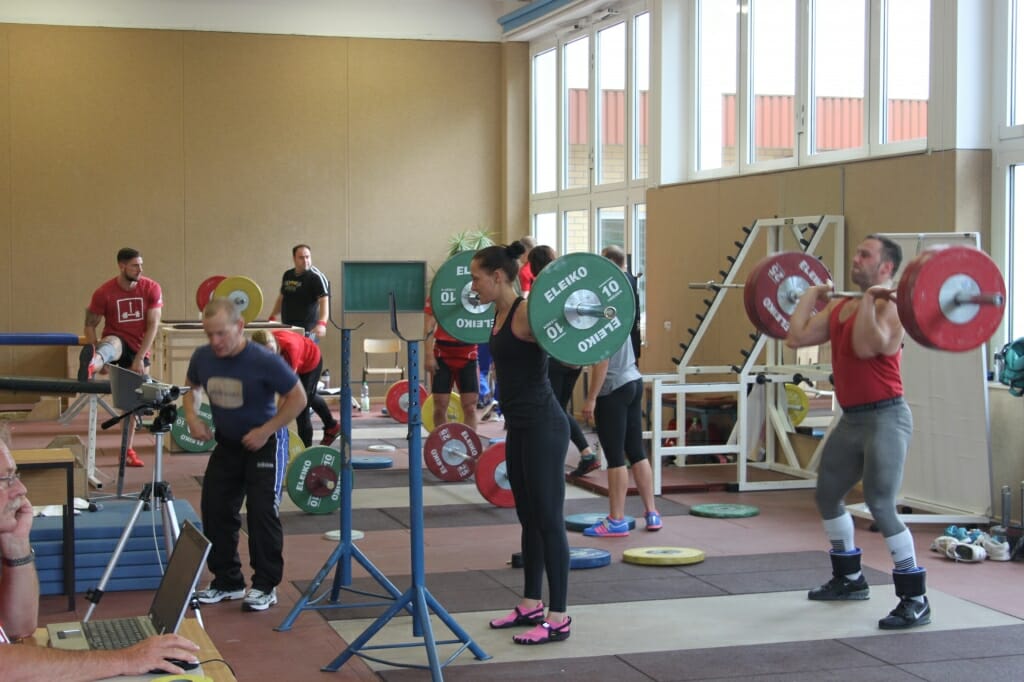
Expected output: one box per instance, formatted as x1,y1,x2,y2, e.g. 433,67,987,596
277,295,490,679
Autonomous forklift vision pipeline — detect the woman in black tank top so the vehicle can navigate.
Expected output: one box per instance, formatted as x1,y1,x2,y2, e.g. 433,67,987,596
471,243,572,645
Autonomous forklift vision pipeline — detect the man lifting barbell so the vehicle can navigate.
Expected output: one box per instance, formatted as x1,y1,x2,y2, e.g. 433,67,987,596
786,234,930,630
423,294,480,433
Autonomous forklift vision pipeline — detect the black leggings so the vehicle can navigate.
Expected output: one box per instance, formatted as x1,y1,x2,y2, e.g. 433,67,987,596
296,357,337,447
547,360,589,454
594,379,645,469
505,406,570,612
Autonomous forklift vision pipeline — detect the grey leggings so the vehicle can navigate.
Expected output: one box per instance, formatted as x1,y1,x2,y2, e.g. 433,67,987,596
815,399,913,538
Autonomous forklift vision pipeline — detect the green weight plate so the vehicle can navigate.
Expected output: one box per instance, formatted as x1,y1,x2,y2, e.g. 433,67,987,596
623,547,706,566
565,512,636,533
170,403,216,453
430,251,495,344
286,446,345,515
689,503,760,519
529,252,637,366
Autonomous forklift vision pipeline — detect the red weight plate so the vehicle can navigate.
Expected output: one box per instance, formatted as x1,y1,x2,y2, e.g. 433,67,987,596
423,422,483,482
384,380,427,424
744,253,831,339
475,442,515,508
306,465,338,497
895,252,929,348
195,275,227,313
899,246,1006,352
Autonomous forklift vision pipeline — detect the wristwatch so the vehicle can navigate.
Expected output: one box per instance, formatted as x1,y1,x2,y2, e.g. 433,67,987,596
2,548,35,567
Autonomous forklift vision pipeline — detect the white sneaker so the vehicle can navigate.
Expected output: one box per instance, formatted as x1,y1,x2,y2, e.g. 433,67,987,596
243,587,278,611
930,535,959,554
195,586,246,604
979,536,1012,561
946,542,987,562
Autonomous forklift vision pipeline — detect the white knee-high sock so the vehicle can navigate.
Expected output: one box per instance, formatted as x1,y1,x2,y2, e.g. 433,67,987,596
823,513,855,553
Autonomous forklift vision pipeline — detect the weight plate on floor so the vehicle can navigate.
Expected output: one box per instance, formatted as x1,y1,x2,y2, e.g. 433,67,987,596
896,245,1006,352
623,547,705,566
570,547,612,569
195,275,227,313
565,512,636,533
422,392,464,432
784,383,809,427
430,250,495,344
475,441,514,507
689,503,760,518
287,446,344,515
528,253,636,366
213,275,264,324
352,455,393,470
288,429,304,462
170,402,215,452
385,379,427,424
744,253,831,339
423,422,482,482
322,529,364,542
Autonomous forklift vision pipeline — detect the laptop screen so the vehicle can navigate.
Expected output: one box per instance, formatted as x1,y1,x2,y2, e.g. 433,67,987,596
148,521,211,634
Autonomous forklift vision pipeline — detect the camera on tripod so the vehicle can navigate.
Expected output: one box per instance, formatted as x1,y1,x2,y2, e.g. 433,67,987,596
137,380,189,406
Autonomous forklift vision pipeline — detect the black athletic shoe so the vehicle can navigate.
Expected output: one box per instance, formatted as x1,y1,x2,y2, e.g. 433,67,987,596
77,344,96,382
807,574,870,601
878,596,931,629
567,456,600,478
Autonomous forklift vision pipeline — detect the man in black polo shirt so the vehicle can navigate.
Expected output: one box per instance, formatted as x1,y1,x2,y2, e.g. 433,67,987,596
268,244,330,340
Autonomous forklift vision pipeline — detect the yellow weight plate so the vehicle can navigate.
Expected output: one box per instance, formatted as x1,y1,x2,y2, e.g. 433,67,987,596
422,391,464,432
623,547,705,566
288,429,304,463
213,275,264,324
784,383,809,427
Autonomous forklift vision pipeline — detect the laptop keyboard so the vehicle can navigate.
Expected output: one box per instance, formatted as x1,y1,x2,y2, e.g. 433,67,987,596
82,618,153,650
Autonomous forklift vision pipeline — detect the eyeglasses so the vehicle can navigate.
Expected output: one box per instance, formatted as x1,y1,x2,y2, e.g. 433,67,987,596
0,472,21,490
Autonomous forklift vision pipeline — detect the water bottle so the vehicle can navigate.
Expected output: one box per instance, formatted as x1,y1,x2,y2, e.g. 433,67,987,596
360,381,371,412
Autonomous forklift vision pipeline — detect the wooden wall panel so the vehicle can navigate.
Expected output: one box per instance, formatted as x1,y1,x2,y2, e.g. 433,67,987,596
0,24,518,385
6,25,184,376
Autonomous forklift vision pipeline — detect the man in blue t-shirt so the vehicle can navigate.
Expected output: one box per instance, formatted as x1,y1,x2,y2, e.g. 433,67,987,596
182,298,306,613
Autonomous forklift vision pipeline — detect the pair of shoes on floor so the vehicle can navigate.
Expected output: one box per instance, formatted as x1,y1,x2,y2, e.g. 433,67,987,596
489,602,544,629
567,456,600,478
320,423,341,446
513,617,571,645
196,586,277,611
645,510,662,531
125,448,144,468
946,541,987,562
480,400,498,420
583,516,630,538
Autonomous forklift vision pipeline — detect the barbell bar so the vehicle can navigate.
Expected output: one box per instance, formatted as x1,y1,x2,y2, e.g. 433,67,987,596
734,247,1006,351
695,278,1005,308
431,251,636,366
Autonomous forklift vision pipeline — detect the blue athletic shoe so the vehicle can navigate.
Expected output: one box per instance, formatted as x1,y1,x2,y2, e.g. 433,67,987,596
583,517,630,537
645,511,663,531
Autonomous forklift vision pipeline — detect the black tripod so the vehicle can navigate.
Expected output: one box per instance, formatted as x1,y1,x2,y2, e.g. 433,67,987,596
84,391,202,626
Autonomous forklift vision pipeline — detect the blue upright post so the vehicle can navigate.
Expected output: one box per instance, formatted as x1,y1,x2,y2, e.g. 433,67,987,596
276,328,407,632
322,297,490,678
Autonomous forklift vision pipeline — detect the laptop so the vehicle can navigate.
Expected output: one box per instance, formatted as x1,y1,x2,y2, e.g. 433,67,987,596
47,521,211,651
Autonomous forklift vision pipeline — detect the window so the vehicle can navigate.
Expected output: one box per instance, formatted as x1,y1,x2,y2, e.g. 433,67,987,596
810,0,866,155
597,206,625,251
534,212,557,248
564,35,590,191
749,0,796,164
597,22,627,185
564,209,590,253
1011,166,1024,340
882,0,930,144
696,0,738,172
533,49,557,194
634,12,650,179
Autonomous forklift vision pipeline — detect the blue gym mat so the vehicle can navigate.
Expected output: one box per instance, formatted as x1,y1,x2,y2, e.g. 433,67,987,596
30,498,202,595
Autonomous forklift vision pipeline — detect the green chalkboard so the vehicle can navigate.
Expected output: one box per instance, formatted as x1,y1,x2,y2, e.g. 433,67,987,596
342,261,426,313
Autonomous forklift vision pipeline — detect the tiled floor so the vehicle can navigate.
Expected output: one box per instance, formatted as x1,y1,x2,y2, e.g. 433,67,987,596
11,397,1024,681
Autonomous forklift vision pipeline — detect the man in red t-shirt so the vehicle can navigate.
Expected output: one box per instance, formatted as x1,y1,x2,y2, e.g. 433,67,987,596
80,248,164,467
517,235,536,296
423,297,479,432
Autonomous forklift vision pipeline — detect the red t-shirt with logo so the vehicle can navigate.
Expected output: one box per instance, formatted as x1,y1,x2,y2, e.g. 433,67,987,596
88,277,163,355
424,298,477,364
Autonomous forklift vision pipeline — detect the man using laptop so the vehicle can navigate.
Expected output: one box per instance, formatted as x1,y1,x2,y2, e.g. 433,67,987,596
0,436,201,677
